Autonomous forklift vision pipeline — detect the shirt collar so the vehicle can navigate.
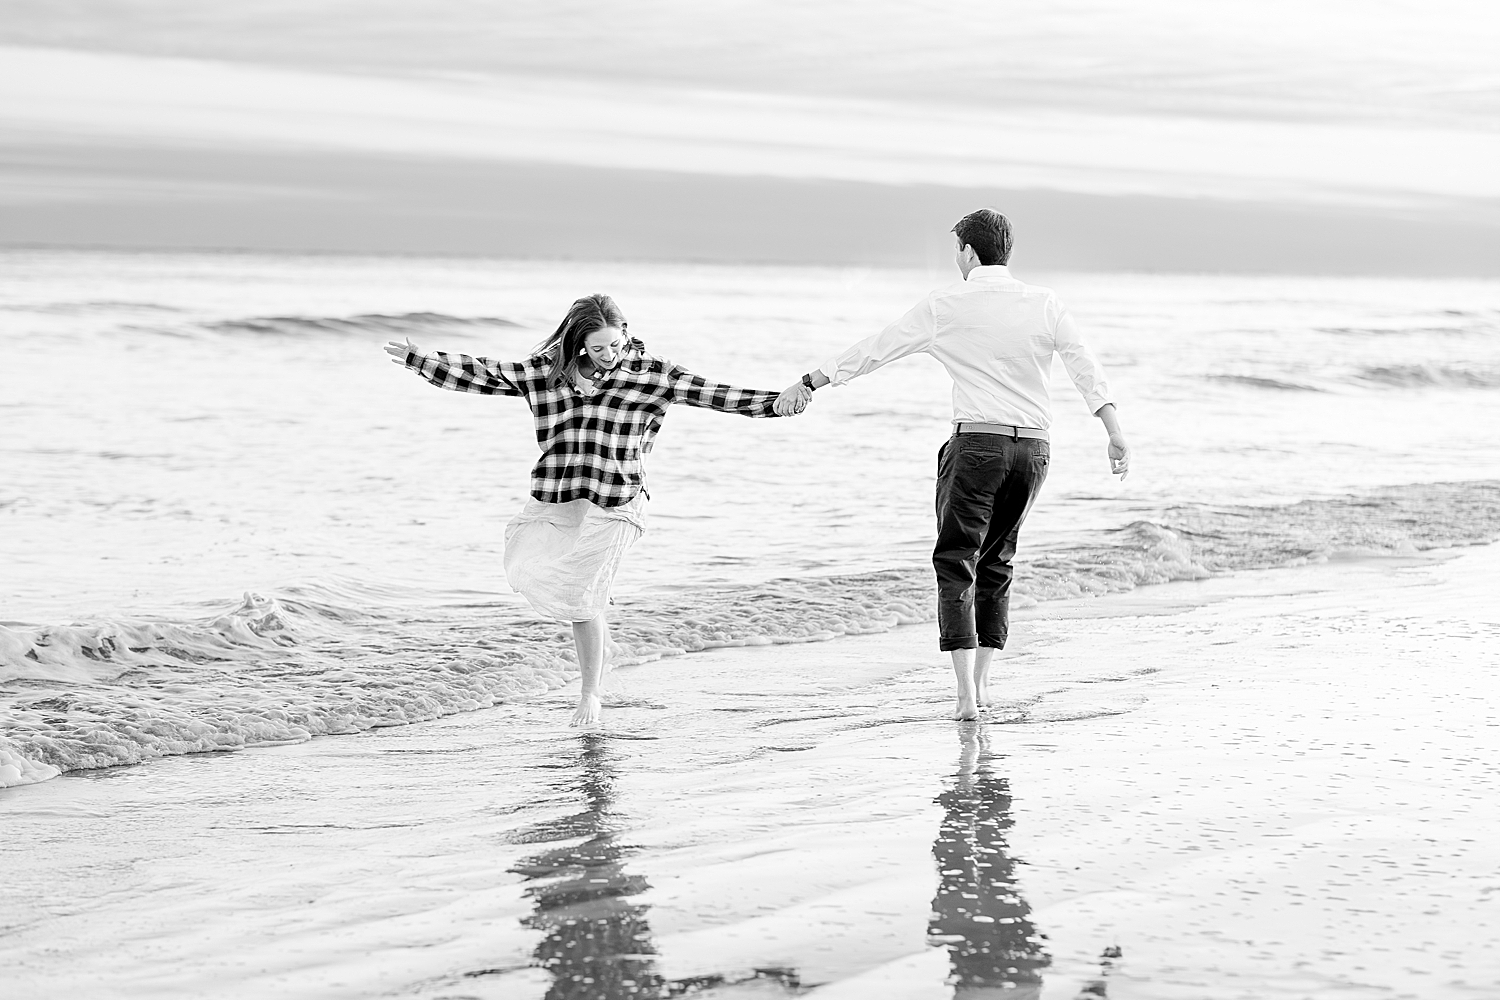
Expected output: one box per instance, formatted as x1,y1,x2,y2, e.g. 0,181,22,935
965,265,1013,281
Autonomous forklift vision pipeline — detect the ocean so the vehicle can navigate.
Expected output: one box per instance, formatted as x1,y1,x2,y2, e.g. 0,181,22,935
3,249,1499,787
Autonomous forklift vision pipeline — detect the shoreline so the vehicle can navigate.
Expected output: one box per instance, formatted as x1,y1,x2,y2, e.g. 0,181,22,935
5,545,1499,997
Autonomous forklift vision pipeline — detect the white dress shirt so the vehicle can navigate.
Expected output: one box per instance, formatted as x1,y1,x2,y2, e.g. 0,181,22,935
818,265,1114,431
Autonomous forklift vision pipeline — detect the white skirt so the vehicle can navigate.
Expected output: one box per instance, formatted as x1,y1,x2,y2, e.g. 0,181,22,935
503,494,647,622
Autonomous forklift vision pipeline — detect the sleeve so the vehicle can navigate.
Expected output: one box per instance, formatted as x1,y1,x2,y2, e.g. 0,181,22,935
666,363,781,418
403,348,526,397
817,296,938,386
1052,304,1114,415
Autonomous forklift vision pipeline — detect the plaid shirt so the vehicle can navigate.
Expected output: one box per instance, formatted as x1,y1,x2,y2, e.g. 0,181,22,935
402,339,783,507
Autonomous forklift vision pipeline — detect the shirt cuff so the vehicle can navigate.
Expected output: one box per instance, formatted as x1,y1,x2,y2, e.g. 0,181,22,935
816,359,850,387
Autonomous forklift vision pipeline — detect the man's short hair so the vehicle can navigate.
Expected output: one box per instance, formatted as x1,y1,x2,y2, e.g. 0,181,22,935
953,209,1014,266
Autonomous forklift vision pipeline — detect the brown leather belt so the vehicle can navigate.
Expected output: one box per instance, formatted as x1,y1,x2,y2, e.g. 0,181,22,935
955,421,1049,440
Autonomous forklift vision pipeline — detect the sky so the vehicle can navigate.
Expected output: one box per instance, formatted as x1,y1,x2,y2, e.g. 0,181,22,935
2,0,1498,272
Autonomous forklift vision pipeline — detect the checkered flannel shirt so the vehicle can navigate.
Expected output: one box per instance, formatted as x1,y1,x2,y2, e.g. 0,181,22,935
402,338,783,507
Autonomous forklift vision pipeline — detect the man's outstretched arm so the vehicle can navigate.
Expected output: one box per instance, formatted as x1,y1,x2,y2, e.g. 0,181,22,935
773,300,937,415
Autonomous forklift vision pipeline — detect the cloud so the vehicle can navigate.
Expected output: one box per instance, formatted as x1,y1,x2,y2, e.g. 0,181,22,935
4,45,1498,217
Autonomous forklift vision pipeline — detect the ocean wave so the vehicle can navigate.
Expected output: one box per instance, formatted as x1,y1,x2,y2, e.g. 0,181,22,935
0,575,925,788
1205,364,1500,393
202,312,523,339
0,300,186,316
1316,325,1483,337
1352,364,1500,389
3,481,1498,787
0,587,581,787
1205,374,1326,392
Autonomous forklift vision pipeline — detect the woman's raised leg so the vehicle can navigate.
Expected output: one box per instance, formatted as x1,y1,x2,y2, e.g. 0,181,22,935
570,615,607,727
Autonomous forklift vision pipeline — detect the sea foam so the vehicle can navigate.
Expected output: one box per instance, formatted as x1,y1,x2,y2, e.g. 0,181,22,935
3,482,1498,787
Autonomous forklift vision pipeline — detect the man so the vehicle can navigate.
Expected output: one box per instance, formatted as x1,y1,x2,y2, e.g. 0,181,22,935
776,209,1130,721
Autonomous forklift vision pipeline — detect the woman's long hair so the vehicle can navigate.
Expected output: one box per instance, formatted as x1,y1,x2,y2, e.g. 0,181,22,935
533,294,629,389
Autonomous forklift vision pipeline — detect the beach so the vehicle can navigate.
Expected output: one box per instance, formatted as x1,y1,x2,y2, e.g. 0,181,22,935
6,2,1500,993
3,250,1500,997
5,544,1499,999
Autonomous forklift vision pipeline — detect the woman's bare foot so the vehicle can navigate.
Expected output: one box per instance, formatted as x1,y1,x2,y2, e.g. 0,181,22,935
952,693,980,721
570,693,601,727
974,674,992,710
569,616,607,728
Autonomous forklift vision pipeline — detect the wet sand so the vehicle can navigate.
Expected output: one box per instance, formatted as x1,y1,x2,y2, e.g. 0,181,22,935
5,546,1499,999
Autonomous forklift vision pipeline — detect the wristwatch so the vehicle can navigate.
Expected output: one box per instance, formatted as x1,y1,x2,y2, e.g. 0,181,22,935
800,373,818,391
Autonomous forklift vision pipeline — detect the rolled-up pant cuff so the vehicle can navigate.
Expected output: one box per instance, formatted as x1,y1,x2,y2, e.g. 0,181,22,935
978,631,1008,650
940,633,979,651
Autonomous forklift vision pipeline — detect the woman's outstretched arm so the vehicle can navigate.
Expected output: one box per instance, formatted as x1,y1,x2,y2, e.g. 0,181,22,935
383,338,525,396
666,363,785,417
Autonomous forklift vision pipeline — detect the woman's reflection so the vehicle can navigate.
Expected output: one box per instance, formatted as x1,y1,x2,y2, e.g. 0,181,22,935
928,723,1052,998
510,733,663,999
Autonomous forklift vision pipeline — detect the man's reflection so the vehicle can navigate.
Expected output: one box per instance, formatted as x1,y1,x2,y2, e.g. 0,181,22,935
510,734,663,999
928,724,1051,998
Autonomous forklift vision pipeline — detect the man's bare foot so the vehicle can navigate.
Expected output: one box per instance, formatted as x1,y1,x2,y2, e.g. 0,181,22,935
951,651,980,720
952,694,979,721
570,693,601,727
973,648,997,709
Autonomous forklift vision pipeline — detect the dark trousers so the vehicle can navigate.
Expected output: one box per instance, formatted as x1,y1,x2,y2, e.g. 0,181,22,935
934,433,1049,651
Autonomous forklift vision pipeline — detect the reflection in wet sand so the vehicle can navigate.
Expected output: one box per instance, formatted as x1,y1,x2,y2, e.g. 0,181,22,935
507,734,810,1000
510,734,664,998
507,735,806,998
929,724,1053,999
510,727,1106,998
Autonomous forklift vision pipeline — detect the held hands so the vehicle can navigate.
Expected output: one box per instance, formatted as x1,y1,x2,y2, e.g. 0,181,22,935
773,380,812,416
1108,434,1131,480
383,337,421,364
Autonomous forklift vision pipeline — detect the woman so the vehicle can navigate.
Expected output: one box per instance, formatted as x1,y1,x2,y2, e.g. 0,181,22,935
384,293,807,727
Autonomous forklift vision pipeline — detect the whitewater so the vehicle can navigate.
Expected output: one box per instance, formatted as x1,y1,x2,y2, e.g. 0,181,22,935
4,250,1500,786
